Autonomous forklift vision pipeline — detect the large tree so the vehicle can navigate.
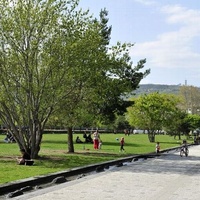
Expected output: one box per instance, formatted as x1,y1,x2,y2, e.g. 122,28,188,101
127,92,181,142
0,0,101,158
50,9,150,153
0,0,149,157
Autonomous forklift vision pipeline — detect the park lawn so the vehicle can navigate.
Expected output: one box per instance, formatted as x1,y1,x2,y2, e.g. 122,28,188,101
0,133,188,185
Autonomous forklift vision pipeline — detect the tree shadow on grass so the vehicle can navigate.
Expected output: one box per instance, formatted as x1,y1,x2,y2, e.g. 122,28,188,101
102,141,141,147
159,141,181,145
42,140,67,145
36,152,125,169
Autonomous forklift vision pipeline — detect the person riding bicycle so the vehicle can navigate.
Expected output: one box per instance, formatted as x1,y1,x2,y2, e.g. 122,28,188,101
180,139,189,157
181,139,188,151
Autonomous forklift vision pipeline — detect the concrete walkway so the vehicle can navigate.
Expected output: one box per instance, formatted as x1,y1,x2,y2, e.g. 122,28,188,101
12,145,200,200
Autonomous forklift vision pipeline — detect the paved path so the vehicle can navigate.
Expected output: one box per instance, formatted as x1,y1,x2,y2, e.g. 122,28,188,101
12,145,200,200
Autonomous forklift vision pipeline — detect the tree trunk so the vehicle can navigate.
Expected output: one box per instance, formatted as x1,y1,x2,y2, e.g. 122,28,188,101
148,133,155,142
10,126,42,159
178,133,181,140
31,131,42,159
68,127,74,153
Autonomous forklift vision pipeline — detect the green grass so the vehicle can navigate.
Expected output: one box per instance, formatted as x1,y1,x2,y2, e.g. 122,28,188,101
0,133,189,185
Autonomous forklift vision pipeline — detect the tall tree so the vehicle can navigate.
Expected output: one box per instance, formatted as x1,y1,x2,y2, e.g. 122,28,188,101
0,0,99,158
52,9,150,153
0,0,149,157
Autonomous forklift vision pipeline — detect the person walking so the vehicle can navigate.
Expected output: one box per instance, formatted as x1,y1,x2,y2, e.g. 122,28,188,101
120,137,125,152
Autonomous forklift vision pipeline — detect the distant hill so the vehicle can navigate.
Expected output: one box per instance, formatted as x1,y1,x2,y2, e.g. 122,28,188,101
133,84,181,96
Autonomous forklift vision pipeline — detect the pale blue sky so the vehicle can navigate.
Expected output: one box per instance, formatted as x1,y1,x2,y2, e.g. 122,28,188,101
79,0,200,87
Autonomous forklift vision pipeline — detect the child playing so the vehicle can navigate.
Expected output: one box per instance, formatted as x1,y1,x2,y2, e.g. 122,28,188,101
120,137,125,152
98,139,102,149
156,142,160,153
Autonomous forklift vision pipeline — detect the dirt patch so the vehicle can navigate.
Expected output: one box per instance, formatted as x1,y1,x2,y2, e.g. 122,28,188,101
0,156,16,161
40,149,120,157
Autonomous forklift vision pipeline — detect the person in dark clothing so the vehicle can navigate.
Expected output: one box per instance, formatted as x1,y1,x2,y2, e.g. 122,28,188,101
76,136,83,143
17,149,31,165
85,133,93,143
83,131,87,139
120,137,125,152
4,132,15,143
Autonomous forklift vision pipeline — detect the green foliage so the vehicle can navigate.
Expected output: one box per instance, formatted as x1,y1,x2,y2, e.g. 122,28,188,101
113,114,130,130
0,0,92,157
164,110,188,138
185,114,200,131
127,92,182,142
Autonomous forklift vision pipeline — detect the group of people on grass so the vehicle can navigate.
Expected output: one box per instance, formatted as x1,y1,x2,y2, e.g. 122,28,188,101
75,131,93,144
76,130,103,150
58,128,126,152
76,132,191,155
76,130,125,151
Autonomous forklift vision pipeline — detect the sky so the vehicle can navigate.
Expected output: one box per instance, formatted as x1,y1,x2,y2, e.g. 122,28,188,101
78,0,200,87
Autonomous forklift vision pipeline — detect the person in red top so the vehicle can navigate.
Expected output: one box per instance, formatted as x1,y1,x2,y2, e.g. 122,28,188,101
120,137,125,152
